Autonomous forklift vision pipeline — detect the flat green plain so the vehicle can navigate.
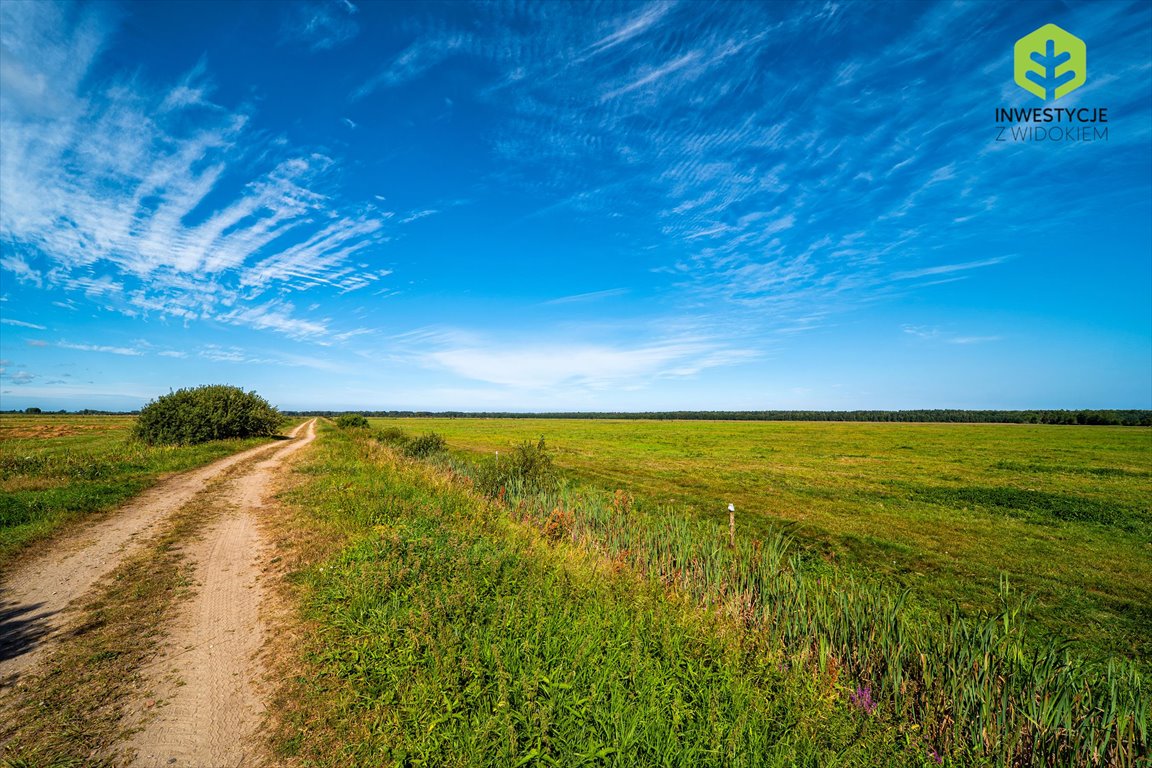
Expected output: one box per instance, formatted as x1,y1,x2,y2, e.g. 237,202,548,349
373,418,1152,664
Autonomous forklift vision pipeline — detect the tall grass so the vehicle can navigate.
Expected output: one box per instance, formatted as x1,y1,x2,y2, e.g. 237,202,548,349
425,445,1148,767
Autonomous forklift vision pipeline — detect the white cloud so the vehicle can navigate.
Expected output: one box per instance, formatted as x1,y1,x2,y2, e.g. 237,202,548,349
586,1,677,54
949,336,1001,345
424,335,753,389
601,51,701,101
281,0,360,51
399,209,439,224
351,36,470,99
0,4,389,343
58,341,144,356
199,344,249,363
0,254,43,287
543,288,629,305
903,326,1000,346
219,301,329,340
892,257,1008,280
0,318,46,330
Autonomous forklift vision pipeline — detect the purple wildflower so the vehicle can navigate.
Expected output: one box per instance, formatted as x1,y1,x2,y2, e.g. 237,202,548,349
849,685,877,715
927,747,943,765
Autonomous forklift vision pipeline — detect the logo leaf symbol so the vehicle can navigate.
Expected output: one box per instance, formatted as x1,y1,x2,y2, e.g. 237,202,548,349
1014,24,1086,102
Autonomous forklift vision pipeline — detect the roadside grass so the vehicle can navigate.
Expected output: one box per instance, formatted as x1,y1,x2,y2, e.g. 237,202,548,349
368,418,1152,665
271,425,939,768
0,414,280,569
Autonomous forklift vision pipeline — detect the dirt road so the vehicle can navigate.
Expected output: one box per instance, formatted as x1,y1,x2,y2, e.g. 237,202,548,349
0,418,318,765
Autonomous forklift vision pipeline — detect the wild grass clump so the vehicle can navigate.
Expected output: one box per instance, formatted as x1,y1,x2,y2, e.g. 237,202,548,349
368,426,446,458
402,432,447,458
133,385,282,445
335,413,370,429
473,437,558,499
374,426,408,445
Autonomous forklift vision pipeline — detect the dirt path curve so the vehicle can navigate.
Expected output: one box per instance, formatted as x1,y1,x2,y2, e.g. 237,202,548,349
125,418,317,767
0,420,315,692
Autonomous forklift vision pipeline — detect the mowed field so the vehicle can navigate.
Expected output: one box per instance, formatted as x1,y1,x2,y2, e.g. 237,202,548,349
372,418,1152,665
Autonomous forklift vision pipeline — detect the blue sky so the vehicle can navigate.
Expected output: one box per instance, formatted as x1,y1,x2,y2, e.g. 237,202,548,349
1,0,1149,412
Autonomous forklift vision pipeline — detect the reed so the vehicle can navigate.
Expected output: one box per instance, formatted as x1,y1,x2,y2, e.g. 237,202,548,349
443,454,1149,767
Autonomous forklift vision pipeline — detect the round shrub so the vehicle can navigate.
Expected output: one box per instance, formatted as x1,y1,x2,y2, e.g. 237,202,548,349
335,414,370,429
402,432,447,458
133,385,283,445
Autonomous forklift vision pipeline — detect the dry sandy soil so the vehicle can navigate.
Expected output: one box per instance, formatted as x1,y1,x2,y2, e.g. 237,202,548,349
0,418,318,766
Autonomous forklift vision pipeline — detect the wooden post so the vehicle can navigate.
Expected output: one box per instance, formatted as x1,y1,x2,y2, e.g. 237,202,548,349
728,503,735,548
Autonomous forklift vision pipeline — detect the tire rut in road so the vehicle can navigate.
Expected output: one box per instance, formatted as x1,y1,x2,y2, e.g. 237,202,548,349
124,419,316,768
0,421,313,692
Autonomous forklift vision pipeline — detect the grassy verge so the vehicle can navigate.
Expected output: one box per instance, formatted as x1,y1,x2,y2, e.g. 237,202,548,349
269,425,958,767
368,418,1152,666
0,414,282,569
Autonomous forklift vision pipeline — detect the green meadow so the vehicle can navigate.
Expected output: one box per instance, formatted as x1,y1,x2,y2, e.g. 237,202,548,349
0,413,274,568
276,421,1148,766
370,418,1152,666
274,425,937,767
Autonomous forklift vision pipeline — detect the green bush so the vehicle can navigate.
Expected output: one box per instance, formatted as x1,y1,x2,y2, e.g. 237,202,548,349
133,385,282,445
474,437,558,499
402,432,447,458
375,426,409,445
335,414,370,429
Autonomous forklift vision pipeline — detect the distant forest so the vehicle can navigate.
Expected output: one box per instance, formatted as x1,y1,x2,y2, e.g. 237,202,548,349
284,409,1152,426
8,408,1149,426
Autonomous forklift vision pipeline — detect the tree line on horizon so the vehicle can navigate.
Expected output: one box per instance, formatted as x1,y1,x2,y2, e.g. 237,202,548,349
282,409,1152,426
7,407,1150,426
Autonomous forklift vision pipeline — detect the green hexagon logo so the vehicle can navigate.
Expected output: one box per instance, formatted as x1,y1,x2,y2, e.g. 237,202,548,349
1014,24,1086,101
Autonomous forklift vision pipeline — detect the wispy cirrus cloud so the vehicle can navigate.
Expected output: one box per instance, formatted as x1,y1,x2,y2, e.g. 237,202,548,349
416,328,756,390
351,36,470,100
542,288,629,305
341,0,1146,348
280,0,360,51
892,257,1009,281
585,1,678,56
950,336,1001,345
57,341,144,356
0,2,390,342
0,318,46,330
903,326,1001,346
218,301,329,340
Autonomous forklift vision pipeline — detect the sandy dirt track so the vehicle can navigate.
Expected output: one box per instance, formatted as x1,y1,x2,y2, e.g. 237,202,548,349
0,419,317,757
125,418,316,767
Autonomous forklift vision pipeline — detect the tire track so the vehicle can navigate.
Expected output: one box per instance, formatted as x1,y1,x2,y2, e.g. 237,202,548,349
124,418,316,767
0,420,313,692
